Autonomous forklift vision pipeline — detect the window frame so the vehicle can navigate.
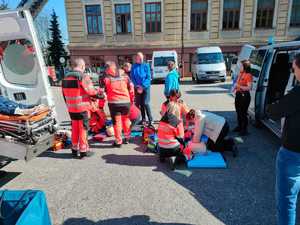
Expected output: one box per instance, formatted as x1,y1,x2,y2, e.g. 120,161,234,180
114,3,132,34
85,4,103,34
190,0,208,32
222,0,241,30
290,0,300,28
255,0,275,29
82,0,105,36
144,2,162,33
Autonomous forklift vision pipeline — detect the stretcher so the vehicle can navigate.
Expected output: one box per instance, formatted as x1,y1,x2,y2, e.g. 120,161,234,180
0,110,57,161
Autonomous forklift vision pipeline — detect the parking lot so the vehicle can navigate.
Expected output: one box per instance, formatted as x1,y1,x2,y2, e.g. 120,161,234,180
0,79,296,225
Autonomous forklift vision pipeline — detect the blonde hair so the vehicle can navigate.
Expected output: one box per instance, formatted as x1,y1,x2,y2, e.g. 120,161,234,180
167,101,181,119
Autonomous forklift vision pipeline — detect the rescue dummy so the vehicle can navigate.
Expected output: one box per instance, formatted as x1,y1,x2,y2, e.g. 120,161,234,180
100,61,135,147
158,101,192,170
62,58,102,159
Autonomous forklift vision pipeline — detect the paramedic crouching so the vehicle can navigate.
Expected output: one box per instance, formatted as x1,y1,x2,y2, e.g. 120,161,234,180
266,53,300,225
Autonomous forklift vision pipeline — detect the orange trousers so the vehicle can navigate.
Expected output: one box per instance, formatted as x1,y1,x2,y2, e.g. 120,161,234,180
113,114,131,144
71,119,88,152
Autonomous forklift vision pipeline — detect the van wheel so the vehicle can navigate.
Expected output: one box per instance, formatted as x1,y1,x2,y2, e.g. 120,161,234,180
192,74,195,82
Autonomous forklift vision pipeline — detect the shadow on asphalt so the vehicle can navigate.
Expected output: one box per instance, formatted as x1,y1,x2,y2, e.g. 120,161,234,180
0,171,22,188
99,110,293,225
39,150,74,159
186,90,229,95
63,215,192,225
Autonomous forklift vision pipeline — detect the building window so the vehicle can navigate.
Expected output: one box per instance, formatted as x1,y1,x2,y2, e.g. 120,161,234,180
115,4,132,34
222,0,240,30
145,2,161,33
256,0,275,28
85,5,103,34
290,0,300,27
190,0,208,31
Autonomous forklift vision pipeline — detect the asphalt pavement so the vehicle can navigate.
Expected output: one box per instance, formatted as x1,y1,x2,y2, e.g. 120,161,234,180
1,79,296,225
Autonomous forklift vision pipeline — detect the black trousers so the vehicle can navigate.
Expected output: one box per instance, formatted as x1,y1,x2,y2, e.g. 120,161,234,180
135,87,153,122
159,146,186,162
235,91,251,131
108,103,130,125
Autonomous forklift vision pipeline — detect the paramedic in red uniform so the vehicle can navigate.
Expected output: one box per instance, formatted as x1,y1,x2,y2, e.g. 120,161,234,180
62,58,100,159
100,61,135,147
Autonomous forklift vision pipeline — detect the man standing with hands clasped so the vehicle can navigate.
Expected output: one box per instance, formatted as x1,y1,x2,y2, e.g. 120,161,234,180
131,52,153,126
267,53,300,225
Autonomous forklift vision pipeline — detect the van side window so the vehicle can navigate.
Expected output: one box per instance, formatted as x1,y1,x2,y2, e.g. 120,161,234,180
250,49,267,77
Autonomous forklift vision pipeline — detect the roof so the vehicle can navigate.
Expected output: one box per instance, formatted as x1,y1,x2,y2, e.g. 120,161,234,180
258,41,300,50
196,46,222,53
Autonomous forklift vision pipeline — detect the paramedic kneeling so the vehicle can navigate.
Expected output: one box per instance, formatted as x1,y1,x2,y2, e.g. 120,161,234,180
266,53,300,225
62,58,101,159
158,101,190,170
101,61,135,147
233,60,253,136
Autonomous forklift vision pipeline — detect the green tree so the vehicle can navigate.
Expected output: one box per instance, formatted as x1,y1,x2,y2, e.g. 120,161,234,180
47,10,66,69
0,0,8,10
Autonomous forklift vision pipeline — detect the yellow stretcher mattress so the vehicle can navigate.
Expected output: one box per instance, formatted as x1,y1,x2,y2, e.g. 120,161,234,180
0,110,50,122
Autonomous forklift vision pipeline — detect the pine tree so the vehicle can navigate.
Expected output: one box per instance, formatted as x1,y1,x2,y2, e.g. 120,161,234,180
47,10,66,69
0,0,8,10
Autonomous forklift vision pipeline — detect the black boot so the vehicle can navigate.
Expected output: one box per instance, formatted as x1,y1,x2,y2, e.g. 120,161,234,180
112,142,122,148
169,156,176,170
71,149,78,158
79,151,95,159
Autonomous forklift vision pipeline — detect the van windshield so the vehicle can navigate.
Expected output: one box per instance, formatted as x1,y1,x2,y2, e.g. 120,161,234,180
197,53,224,64
154,56,175,67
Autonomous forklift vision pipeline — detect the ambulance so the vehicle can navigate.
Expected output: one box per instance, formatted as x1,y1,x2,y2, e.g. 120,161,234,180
0,9,57,163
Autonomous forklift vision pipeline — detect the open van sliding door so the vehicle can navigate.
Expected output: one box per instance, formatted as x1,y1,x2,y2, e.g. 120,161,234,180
262,48,300,137
248,48,270,120
0,10,55,108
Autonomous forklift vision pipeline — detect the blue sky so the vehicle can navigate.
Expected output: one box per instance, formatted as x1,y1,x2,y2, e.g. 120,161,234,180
8,0,69,43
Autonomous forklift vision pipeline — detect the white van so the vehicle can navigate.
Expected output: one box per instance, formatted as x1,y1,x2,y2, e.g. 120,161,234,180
231,44,256,81
191,46,226,83
0,10,57,162
248,41,300,137
152,51,178,81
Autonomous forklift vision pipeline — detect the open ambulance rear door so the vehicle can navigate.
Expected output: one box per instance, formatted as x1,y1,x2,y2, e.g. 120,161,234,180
0,10,57,161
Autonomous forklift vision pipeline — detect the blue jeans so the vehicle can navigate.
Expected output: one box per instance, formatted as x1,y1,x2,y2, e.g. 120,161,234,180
276,147,300,225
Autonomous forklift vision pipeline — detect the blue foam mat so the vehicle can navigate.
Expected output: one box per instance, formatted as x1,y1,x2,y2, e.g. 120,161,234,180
187,151,227,169
131,131,142,137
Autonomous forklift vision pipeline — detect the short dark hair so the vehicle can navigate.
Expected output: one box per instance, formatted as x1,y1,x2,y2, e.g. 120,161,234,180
169,89,181,98
242,60,251,73
294,53,300,69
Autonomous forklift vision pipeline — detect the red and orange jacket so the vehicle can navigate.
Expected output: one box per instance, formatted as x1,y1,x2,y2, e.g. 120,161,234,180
158,113,184,149
62,70,99,117
101,71,134,105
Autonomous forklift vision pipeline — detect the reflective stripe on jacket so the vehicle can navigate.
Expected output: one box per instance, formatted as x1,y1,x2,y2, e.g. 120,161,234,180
62,71,98,114
158,121,181,149
103,75,134,104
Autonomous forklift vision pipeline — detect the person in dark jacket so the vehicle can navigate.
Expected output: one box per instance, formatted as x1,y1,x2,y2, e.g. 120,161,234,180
266,53,300,225
130,52,153,125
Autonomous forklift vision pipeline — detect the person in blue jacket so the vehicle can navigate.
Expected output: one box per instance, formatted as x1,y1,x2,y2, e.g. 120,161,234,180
164,60,180,98
131,52,153,125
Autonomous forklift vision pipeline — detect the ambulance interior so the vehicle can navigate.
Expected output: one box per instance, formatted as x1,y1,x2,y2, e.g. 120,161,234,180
265,51,297,126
